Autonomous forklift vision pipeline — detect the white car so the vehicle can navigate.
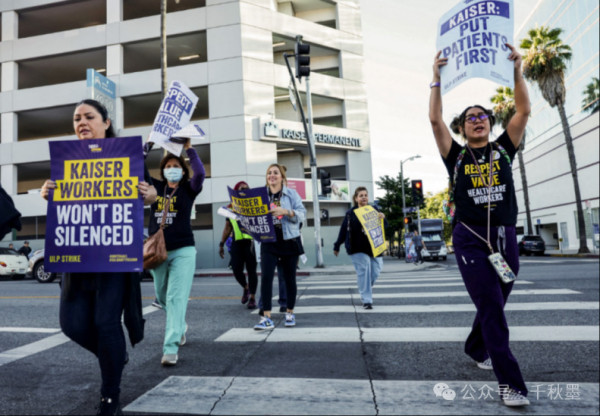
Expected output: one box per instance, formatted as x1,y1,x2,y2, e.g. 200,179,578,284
0,247,29,279
28,249,58,283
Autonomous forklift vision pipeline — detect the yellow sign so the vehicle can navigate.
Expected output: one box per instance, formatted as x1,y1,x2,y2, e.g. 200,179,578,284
354,205,387,257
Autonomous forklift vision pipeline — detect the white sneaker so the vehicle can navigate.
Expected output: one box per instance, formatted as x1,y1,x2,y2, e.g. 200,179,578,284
477,357,493,370
161,354,178,366
502,388,530,407
285,313,296,327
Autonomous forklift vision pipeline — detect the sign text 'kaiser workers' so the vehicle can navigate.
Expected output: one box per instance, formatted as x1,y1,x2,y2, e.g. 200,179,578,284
437,0,514,94
355,205,387,257
228,187,276,243
45,137,145,273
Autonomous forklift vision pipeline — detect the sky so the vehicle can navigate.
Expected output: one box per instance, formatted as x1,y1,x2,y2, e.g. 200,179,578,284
359,0,539,198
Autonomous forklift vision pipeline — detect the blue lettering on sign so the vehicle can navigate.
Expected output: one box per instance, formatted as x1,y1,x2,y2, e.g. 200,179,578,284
440,1,510,35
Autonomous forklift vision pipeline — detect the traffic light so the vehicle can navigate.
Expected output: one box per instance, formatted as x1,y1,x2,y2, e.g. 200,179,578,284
320,169,331,195
411,179,423,204
294,37,310,81
404,217,412,225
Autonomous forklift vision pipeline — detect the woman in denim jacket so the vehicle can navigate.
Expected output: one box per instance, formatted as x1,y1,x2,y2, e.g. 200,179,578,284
253,163,306,330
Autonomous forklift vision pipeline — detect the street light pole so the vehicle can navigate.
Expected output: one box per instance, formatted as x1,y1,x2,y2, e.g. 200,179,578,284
400,155,421,235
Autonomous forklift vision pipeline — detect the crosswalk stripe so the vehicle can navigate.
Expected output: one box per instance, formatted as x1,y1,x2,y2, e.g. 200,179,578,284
123,376,600,416
300,288,580,300
299,281,533,290
302,276,464,284
215,325,600,343
0,327,61,333
253,301,599,315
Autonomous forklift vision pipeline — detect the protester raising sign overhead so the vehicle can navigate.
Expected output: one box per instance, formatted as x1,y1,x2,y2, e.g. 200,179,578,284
436,0,514,94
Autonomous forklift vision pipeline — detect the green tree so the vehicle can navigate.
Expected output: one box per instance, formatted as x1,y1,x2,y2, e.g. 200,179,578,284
375,174,418,244
582,77,599,114
490,86,534,234
520,26,590,253
420,189,452,243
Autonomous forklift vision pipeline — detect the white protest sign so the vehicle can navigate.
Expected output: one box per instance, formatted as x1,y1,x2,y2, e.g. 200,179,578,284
436,0,514,95
148,81,199,155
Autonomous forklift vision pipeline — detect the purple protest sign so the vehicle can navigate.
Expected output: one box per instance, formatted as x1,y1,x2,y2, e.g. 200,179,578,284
45,137,145,273
228,186,276,243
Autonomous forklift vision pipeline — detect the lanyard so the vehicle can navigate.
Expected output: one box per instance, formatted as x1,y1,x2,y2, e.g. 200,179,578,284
460,144,495,253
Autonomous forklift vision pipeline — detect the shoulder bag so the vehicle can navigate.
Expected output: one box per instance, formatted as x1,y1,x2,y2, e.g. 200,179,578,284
143,186,177,270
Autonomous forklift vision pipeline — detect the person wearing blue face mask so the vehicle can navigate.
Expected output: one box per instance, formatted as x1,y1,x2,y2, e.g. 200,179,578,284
148,139,205,366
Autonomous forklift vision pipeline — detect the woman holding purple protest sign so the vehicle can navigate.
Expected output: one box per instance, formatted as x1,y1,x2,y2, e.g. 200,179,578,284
429,44,531,407
41,99,157,416
253,163,305,330
218,181,258,309
148,138,205,367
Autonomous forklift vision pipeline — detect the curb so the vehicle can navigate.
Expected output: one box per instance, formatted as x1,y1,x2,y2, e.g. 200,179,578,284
547,253,599,258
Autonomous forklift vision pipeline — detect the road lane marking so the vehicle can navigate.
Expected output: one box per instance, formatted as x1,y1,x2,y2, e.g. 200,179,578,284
0,327,61,333
124,377,600,415
0,303,162,368
298,281,533,290
215,326,600,343
300,288,580,300
250,301,599,315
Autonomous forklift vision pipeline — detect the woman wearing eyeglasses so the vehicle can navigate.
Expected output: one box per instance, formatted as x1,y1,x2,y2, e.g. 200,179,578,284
429,44,532,408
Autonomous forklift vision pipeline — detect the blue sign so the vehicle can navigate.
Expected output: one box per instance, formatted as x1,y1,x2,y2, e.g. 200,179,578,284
86,68,117,125
45,137,145,273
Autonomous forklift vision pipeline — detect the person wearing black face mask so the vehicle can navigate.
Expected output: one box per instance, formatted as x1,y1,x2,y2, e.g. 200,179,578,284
148,139,205,367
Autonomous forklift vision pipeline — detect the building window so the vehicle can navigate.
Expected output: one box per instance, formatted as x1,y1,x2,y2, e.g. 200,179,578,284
18,0,106,39
17,162,50,195
18,48,106,90
122,87,208,128
15,216,46,240
17,105,74,141
191,204,213,230
272,35,341,79
274,87,344,128
123,0,205,20
276,0,337,29
123,32,207,73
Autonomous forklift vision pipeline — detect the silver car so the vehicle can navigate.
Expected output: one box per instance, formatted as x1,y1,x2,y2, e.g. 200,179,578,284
28,249,58,283
0,247,29,280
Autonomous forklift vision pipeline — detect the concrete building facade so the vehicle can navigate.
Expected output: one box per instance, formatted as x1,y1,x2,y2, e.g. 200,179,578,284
512,0,599,251
0,0,372,267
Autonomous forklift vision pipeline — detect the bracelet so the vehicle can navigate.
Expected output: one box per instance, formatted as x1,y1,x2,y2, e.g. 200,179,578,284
430,81,441,88
219,242,224,248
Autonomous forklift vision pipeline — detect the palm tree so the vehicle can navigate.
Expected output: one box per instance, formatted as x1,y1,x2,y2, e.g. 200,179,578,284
582,77,599,114
491,86,533,235
520,26,590,253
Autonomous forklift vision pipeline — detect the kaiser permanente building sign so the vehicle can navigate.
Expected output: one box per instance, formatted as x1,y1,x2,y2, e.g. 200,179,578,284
261,121,362,149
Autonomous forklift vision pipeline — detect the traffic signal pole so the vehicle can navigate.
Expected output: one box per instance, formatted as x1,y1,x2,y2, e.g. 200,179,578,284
283,38,324,268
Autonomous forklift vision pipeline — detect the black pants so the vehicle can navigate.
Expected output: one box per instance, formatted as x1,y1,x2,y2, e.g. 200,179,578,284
59,274,126,399
230,239,258,295
415,246,423,263
260,248,298,312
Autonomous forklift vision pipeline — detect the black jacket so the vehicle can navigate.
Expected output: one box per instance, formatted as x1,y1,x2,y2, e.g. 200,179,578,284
0,184,22,240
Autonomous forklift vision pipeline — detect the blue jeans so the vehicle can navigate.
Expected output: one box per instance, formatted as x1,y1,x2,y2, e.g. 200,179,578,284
350,253,383,305
59,274,127,399
151,246,197,355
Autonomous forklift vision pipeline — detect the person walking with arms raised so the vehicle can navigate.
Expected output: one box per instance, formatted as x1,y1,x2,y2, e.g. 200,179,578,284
429,43,531,407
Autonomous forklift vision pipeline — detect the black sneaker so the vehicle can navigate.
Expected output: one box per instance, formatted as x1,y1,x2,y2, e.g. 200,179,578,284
363,303,373,310
279,306,287,313
96,397,122,415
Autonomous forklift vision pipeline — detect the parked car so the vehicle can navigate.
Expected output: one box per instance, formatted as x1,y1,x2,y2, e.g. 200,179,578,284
518,235,546,256
0,247,29,280
28,249,58,283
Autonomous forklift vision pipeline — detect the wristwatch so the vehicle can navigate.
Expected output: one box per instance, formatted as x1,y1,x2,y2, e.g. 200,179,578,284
430,81,441,88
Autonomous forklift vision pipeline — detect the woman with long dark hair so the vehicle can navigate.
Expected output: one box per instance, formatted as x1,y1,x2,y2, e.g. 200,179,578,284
41,99,156,415
429,44,531,407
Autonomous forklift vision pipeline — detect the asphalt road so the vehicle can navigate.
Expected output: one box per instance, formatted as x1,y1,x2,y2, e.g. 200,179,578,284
0,255,598,415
